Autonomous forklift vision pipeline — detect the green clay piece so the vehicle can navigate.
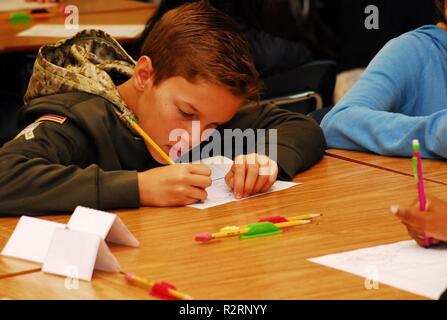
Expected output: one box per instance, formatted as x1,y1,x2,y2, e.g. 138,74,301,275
10,12,31,22
240,222,283,240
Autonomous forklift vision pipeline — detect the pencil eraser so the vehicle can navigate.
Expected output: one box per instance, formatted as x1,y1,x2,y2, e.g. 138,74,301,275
195,232,212,242
124,272,135,283
412,139,420,151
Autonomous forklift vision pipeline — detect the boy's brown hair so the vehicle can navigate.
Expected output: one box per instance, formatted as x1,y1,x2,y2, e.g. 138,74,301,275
140,1,262,101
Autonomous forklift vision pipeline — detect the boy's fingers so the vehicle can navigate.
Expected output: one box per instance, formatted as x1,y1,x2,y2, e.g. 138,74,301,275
225,171,234,189
260,173,277,193
232,163,246,198
187,175,212,189
258,158,277,176
243,163,260,197
186,186,208,201
259,162,278,193
182,197,201,205
253,173,269,194
188,164,211,176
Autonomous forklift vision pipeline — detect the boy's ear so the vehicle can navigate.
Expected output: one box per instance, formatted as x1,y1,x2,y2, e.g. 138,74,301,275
133,56,154,92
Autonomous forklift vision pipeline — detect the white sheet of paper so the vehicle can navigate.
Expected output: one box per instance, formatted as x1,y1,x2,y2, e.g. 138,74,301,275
0,0,57,12
188,156,301,209
42,229,102,281
188,180,300,209
18,24,146,38
1,216,66,263
308,240,447,300
67,206,139,247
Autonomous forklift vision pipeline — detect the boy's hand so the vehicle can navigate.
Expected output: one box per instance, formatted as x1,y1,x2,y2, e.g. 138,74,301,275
390,195,447,246
138,164,212,206
224,153,278,199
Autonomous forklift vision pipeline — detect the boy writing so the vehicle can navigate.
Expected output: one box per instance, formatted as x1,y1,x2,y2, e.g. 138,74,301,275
0,2,325,216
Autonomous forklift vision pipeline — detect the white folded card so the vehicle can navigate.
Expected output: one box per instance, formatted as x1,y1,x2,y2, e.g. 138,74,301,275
1,206,138,281
1,216,65,263
42,229,121,281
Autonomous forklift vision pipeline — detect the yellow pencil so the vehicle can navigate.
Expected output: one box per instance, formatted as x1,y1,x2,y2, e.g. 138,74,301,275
125,116,175,165
284,213,322,221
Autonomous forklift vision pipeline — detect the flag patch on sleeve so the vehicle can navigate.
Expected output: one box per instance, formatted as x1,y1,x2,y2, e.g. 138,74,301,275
35,114,67,125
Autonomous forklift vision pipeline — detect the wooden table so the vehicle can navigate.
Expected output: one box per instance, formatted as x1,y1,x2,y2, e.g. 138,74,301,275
326,149,447,185
1,156,447,299
0,0,155,53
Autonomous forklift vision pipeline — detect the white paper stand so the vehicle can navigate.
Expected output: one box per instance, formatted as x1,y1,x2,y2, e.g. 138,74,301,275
1,206,139,281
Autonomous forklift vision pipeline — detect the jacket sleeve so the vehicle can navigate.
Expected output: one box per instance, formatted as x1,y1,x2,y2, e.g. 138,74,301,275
219,103,326,179
0,120,139,216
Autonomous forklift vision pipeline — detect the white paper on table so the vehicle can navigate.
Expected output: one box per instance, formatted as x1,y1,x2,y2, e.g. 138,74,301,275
67,206,139,247
1,216,66,263
17,24,146,38
42,229,120,281
0,0,57,12
308,240,447,300
189,156,301,209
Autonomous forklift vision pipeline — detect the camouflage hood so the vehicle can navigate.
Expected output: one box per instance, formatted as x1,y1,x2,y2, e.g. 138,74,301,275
24,29,138,123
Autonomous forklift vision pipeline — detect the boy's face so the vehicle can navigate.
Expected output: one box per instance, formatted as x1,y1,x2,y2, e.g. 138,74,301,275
131,57,244,164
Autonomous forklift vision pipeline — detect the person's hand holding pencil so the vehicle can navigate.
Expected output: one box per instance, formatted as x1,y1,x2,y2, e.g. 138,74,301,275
390,195,447,247
137,164,212,207
124,116,213,207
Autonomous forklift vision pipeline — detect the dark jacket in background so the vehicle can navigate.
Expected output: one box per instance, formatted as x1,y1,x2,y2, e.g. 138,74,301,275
132,0,314,78
334,0,437,70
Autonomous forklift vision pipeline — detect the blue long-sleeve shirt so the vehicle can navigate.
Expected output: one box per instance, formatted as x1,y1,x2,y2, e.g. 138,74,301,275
321,25,447,159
